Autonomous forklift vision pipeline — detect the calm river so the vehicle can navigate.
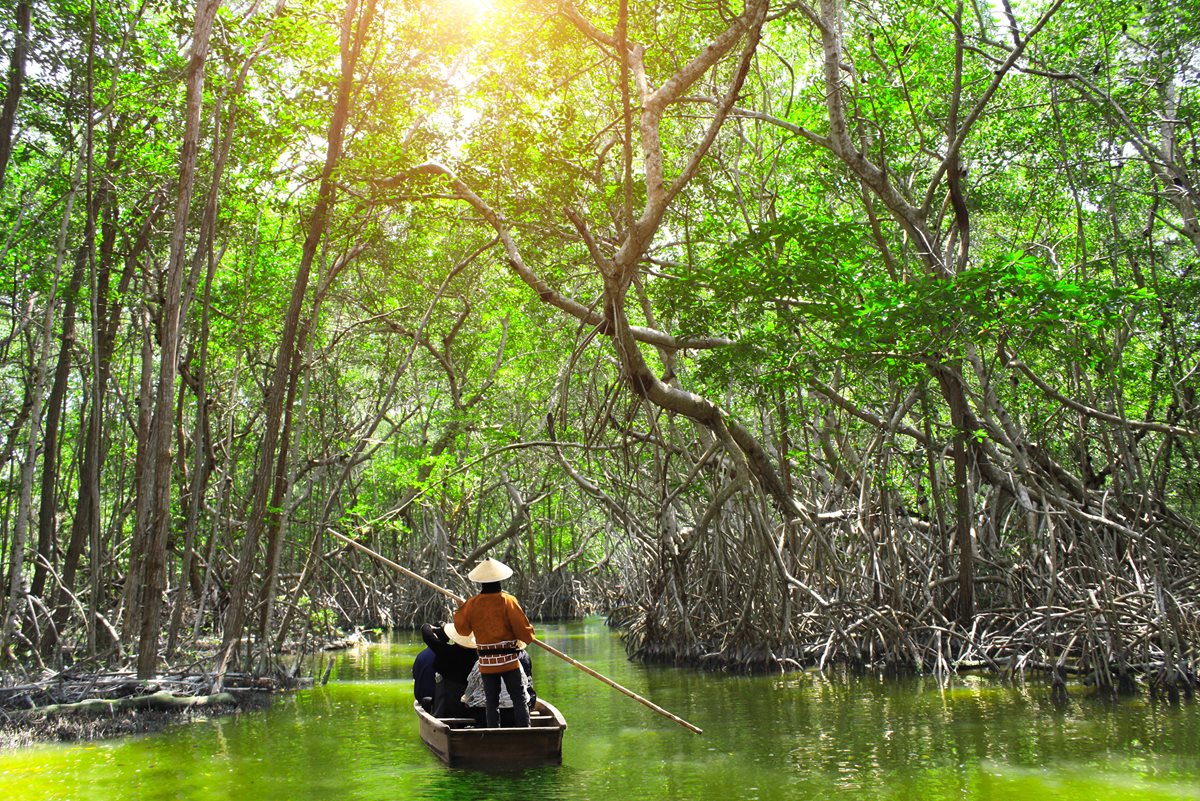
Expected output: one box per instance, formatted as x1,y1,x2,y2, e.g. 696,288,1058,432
1,617,1197,800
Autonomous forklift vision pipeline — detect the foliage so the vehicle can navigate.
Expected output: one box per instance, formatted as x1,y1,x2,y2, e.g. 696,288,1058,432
0,0,1196,682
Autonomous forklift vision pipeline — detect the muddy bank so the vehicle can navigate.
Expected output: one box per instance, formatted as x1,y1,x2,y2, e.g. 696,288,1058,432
0,672,288,750
0,627,382,750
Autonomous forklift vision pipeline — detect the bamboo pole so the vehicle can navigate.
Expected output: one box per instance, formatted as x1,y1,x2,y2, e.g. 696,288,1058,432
328,528,703,735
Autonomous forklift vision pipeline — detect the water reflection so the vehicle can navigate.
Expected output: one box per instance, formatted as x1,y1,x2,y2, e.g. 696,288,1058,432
0,618,1196,801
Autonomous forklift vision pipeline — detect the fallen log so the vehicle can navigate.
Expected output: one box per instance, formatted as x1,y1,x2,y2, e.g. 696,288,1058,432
19,690,236,718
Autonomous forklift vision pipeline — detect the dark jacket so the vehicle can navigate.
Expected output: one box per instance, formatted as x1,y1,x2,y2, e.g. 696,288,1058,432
420,623,477,685
412,647,436,706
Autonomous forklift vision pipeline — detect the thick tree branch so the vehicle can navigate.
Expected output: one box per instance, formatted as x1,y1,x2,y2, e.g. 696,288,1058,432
816,0,937,267
383,163,732,352
629,3,767,255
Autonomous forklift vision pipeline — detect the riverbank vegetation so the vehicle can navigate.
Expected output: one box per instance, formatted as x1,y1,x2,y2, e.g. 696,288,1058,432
0,670,279,748
0,0,1197,699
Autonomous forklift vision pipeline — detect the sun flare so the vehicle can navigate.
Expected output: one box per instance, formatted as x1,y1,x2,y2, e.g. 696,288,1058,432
447,0,495,19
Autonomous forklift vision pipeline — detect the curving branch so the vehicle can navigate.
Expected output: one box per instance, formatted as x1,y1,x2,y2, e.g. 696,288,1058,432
555,0,620,52
728,104,833,150
380,162,732,352
1006,354,1200,438
815,0,937,268
921,0,1068,216
557,0,770,275
622,2,769,269
394,2,809,571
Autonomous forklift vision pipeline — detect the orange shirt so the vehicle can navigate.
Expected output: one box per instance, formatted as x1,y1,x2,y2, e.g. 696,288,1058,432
453,591,535,674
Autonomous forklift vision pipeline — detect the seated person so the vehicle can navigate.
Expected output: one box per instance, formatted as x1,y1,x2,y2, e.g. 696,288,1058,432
412,643,437,712
421,622,478,718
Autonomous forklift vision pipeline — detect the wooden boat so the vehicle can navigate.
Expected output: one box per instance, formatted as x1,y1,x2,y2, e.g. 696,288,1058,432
414,698,567,769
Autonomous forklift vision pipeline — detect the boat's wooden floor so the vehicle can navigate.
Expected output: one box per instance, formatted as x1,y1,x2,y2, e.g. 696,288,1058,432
415,699,567,769
433,711,560,729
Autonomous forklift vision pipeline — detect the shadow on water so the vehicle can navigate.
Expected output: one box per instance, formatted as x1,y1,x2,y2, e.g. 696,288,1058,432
0,617,1197,801
408,765,570,801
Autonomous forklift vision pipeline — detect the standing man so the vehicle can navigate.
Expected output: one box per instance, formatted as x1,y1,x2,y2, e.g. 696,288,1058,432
452,558,535,727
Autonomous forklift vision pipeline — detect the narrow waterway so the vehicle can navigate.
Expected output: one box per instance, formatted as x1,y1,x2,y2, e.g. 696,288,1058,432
2,617,1197,800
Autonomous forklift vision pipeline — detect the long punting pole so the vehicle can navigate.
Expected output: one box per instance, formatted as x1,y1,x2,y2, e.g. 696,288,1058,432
328,528,703,735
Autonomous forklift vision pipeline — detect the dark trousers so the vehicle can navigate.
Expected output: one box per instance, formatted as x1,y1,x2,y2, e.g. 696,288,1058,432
482,668,529,728
433,679,469,718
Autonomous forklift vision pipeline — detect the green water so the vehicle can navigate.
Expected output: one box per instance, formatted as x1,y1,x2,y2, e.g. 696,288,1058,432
1,617,1197,800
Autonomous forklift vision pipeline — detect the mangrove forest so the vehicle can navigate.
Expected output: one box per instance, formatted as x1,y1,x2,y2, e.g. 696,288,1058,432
0,0,1198,702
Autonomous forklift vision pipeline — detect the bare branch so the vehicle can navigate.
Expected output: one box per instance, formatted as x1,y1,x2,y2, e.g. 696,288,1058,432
1007,354,1199,438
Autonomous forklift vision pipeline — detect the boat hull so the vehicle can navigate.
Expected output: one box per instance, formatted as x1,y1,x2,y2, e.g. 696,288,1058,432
415,698,567,769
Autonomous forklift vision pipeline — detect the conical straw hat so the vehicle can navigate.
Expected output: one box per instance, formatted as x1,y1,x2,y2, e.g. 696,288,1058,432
443,621,476,649
467,557,513,583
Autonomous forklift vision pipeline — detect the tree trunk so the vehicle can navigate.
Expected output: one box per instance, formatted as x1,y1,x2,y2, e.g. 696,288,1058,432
124,264,158,644
59,194,157,644
217,0,377,680
166,251,216,658
2,161,80,659
936,364,976,623
32,253,86,604
0,0,31,193
167,38,258,658
134,0,222,680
